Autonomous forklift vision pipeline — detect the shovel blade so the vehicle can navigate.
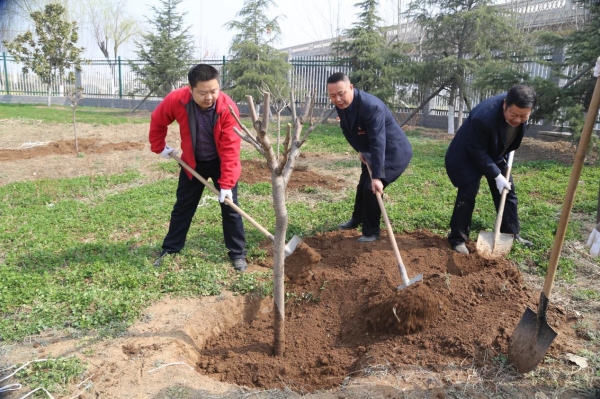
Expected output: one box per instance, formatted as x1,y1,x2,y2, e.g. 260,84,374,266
508,307,558,373
397,273,423,291
284,235,302,258
476,231,514,259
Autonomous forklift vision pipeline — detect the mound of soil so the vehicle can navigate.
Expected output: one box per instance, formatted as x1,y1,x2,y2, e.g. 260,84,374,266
0,138,145,161
197,230,581,392
240,159,345,191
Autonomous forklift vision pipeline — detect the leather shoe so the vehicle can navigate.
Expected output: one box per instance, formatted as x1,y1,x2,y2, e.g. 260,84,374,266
514,234,533,248
338,219,360,230
452,243,469,254
232,258,248,272
357,234,379,243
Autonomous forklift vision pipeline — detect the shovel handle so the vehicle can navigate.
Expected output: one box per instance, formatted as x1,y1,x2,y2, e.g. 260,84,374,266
169,153,274,241
543,67,600,299
364,161,411,286
492,151,515,250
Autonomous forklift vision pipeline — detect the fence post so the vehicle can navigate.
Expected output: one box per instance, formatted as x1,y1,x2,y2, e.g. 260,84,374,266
222,55,226,87
118,56,123,99
2,52,9,95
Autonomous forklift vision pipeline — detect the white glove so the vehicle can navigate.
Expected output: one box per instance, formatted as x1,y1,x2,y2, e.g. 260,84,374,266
494,174,511,195
219,189,232,203
160,145,178,159
586,223,600,257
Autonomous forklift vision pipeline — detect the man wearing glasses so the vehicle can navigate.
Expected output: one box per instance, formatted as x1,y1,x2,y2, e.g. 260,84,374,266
445,85,536,254
149,64,247,271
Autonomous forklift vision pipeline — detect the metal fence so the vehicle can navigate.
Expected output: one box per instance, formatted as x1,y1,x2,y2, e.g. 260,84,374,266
1,52,598,131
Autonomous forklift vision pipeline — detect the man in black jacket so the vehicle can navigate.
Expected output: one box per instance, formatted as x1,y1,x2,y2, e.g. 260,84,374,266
327,72,413,242
445,85,536,254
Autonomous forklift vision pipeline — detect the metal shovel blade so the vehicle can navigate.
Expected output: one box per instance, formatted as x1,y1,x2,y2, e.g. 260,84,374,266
476,231,514,259
284,235,302,257
508,306,558,373
398,273,423,291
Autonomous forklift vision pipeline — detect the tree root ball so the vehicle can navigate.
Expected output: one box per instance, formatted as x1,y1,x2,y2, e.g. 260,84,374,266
284,241,321,282
366,284,442,335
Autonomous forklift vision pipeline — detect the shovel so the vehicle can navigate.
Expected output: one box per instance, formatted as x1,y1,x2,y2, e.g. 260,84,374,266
476,150,515,259
169,153,301,257
508,60,600,374
365,160,423,290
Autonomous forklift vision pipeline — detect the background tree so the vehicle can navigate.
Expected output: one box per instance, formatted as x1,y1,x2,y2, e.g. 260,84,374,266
406,0,534,133
129,0,193,109
525,0,600,142
330,0,399,102
225,0,289,104
2,3,84,106
86,0,139,95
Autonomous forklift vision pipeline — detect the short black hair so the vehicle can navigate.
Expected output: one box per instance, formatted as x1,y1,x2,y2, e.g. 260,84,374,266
505,85,536,108
327,72,350,85
188,64,219,87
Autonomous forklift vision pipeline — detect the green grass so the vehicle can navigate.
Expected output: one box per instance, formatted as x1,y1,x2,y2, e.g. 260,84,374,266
0,103,150,125
1,118,600,344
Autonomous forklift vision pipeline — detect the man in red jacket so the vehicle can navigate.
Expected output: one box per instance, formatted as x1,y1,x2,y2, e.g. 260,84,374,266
149,64,247,271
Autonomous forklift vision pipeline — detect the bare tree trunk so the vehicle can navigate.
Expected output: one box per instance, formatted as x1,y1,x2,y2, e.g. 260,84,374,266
47,83,52,107
457,84,464,128
131,90,154,113
400,80,452,127
73,105,79,153
447,83,456,135
272,174,287,356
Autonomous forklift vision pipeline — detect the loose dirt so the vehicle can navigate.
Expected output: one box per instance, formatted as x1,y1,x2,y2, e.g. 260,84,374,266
1,121,599,398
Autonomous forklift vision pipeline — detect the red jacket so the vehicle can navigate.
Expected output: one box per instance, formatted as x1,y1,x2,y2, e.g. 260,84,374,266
149,87,241,189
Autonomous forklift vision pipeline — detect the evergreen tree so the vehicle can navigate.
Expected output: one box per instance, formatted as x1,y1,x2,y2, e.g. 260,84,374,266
528,0,600,140
406,0,533,133
330,0,399,102
225,0,289,103
2,3,84,106
130,0,193,100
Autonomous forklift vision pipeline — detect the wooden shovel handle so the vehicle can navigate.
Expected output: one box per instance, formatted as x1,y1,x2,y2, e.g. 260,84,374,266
169,153,274,241
364,160,411,286
543,71,600,298
493,150,515,246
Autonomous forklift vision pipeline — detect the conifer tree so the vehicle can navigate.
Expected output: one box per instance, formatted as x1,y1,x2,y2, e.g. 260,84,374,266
225,0,289,103
130,0,193,102
330,0,398,102
2,3,84,106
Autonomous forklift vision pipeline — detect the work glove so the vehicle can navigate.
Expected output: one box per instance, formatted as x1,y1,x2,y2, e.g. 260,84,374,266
219,189,233,203
586,222,600,257
494,174,511,195
160,145,178,159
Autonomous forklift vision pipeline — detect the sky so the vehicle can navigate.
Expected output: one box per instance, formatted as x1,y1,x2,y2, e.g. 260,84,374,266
108,0,406,59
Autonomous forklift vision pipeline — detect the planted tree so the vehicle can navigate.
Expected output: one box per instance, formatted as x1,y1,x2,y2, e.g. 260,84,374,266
405,0,533,132
225,0,289,103
67,86,84,154
2,3,84,106
129,0,193,110
230,92,332,356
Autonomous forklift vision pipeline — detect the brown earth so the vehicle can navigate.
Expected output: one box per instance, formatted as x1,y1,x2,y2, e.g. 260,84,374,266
1,122,599,398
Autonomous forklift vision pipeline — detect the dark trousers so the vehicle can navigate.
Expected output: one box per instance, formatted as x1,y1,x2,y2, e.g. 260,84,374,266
448,171,520,247
162,158,246,260
351,163,390,237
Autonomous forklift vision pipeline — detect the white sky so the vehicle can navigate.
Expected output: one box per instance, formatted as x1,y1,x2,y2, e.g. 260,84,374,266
94,0,407,59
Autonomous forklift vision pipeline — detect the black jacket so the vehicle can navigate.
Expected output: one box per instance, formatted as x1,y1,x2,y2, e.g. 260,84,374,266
445,93,526,188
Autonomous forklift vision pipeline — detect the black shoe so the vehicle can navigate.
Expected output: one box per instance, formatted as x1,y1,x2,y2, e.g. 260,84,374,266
357,234,379,243
339,219,360,230
514,234,533,248
153,250,178,267
232,258,248,272
452,243,469,254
